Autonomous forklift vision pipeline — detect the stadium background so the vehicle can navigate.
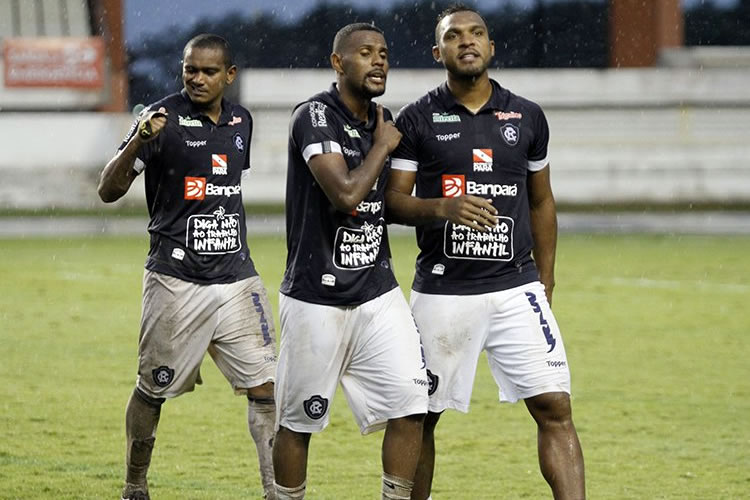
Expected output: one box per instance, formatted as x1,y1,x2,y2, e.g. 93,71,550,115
1,1,749,498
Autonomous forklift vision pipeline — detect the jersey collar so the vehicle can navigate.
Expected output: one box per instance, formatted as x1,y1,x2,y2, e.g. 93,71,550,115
179,89,234,125
436,78,508,114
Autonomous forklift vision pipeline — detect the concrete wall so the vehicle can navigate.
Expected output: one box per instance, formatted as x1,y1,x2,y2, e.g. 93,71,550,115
1,67,748,210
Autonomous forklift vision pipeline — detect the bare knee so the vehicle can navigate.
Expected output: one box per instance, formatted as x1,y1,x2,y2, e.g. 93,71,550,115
525,392,574,429
246,381,275,401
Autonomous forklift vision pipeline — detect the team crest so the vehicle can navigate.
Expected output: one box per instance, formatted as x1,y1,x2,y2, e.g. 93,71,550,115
233,132,244,152
152,365,175,387
500,124,519,146
303,395,329,420
426,369,439,396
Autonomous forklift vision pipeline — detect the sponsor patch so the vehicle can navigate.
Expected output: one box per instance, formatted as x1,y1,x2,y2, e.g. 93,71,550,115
472,148,493,172
212,153,228,175
303,395,329,420
500,123,519,146
228,115,242,126
342,146,361,157
494,111,523,121
333,220,384,270
436,132,461,142
178,115,202,127
186,206,242,254
185,140,206,148
432,112,461,123
152,365,174,387
184,177,206,200
309,102,327,127
321,273,336,286
431,263,445,275
442,174,465,198
343,124,361,138
251,292,273,346
443,217,515,261
467,180,517,197
171,248,185,260
232,132,244,153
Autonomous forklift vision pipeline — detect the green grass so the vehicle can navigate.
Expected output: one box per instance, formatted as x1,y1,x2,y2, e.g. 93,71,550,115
1,233,749,499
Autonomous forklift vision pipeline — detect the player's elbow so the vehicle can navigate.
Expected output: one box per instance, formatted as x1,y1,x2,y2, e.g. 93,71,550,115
330,193,359,213
97,180,123,203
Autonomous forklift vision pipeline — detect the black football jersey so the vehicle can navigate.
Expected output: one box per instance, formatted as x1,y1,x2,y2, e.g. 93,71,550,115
119,90,257,284
392,80,550,295
280,84,398,305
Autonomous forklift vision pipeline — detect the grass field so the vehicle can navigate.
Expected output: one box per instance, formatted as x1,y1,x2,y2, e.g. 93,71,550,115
1,232,749,499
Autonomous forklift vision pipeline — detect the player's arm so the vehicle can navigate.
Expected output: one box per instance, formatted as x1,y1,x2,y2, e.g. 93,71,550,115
308,105,399,212
528,164,557,305
97,108,167,203
386,169,498,232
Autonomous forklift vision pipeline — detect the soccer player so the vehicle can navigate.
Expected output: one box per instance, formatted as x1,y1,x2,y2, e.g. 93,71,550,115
386,6,586,499
97,34,278,500
273,23,429,500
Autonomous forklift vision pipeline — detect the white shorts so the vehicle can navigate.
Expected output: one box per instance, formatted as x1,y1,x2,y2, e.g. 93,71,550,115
276,287,429,435
411,281,570,412
136,271,277,399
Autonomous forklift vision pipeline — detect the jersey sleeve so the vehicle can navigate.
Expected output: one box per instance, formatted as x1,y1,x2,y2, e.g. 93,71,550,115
291,100,342,164
244,110,253,172
116,104,162,174
527,104,550,172
391,104,419,172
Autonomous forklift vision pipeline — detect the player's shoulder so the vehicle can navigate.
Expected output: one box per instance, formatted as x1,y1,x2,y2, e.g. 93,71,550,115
396,85,442,122
145,92,184,113
291,90,340,128
499,83,545,117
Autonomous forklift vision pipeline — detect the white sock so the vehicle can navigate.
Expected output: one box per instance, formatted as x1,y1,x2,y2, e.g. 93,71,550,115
275,480,306,499
382,472,414,500
248,397,277,498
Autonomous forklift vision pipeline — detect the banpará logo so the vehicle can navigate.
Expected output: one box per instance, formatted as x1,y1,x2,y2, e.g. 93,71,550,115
442,174,465,197
178,115,202,127
185,140,207,148
436,132,461,142
309,101,327,127
467,181,517,197
353,200,382,215
184,177,241,200
432,112,461,123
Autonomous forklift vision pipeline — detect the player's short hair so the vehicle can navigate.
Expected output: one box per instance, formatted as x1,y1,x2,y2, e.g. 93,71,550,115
435,4,489,44
332,23,385,53
183,33,233,69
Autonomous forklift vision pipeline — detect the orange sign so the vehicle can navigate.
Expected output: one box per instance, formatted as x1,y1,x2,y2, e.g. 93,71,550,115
3,37,104,88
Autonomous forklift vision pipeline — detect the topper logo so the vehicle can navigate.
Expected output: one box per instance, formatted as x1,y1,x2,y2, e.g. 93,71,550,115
442,174,465,198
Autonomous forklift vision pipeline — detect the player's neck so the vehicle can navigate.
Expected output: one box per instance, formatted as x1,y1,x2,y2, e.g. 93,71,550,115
337,84,370,122
446,73,492,114
193,99,223,124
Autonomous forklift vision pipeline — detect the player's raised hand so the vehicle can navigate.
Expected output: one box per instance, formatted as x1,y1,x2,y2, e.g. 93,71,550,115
438,195,499,232
137,107,168,142
373,104,402,153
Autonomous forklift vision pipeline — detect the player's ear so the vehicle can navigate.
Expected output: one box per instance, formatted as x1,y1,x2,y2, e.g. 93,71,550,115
490,40,495,58
330,52,344,74
432,45,442,64
226,64,237,85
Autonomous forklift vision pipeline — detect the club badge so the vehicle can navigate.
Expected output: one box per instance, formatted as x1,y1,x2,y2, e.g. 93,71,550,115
152,365,175,387
500,123,519,147
303,395,329,420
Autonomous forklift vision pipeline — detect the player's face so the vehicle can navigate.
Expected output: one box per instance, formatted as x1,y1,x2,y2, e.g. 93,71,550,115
336,31,389,98
433,11,495,79
182,47,236,108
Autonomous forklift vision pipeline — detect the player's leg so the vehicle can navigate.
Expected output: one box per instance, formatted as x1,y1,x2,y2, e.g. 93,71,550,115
123,271,217,498
408,291,489,500
122,388,163,500
338,288,429,499
410,410,441,500
525,392,585,500
209,276,278,499
273,427,310,499
485,281,584,499
272,294,350,497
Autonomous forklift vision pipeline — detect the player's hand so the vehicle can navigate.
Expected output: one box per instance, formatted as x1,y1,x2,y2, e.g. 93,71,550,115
373,104,402,153
137,107,168,142
438,195,499,232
